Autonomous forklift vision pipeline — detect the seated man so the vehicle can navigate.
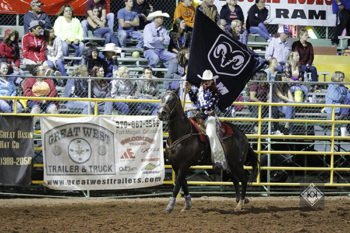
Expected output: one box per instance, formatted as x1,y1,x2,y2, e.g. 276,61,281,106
81,0,115,40
22,20,46,66
24,0,51,33
117,0,143,48
86,6,118,45
132,0,153,30
143,11,178,87
265,25,291,72
246,0,270,41
174,0,195,29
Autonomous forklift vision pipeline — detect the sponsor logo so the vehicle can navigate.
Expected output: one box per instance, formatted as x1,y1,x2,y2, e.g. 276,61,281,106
142,163,160,174
121,148,136,160
119,166,138,173
300,183,324,208
208,34,250,77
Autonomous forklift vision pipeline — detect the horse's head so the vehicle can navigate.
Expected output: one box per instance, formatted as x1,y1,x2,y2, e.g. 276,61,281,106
158,91,182,121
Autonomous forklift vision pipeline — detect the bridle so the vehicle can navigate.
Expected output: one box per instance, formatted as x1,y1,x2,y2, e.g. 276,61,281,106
160,91,180,120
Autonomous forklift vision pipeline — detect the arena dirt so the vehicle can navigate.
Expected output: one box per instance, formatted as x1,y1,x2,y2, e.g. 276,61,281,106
0,196,349,233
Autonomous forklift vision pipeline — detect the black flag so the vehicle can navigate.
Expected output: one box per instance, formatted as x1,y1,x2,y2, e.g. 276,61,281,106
187,9,260,111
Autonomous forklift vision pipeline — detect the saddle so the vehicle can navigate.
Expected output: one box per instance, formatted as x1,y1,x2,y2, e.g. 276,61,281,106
189,118,233,143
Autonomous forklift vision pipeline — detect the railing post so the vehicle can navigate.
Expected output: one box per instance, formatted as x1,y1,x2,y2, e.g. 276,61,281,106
88,76,92,115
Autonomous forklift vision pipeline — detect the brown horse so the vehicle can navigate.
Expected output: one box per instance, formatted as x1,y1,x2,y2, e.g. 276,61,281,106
158,91,259,213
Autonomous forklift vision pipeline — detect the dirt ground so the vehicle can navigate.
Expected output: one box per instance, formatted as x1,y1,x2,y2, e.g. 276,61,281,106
0,196,349,233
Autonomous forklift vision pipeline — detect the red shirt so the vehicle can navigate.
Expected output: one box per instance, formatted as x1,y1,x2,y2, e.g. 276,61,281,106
292,40,314,66
0,42,20,68
22,32,46,63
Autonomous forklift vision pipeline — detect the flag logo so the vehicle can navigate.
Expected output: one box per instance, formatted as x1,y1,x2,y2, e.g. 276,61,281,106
208,34,251,77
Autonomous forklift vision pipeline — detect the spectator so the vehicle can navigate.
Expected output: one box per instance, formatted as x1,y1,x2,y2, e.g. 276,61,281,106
174,0,196,29
230,19,248,45
86,6,118,45
169,17,192,54
64,65,91,114
264,57,279,81
272,73,294,134
0,29,24,86
247,71,270,132
324,71,349,136
90,65,111,114
144,11,178,87
284,51,309,103
331,0,350,48
82,0,115,39
44,28,67,77
218,19,228,31
292,28,318,82
100,43,121,77
22,20,46,66
220,0,244,25
117,0,143,48
85,46,107,73
105,66,136,115
54,5,85,64
24,0,51,33
246,0,270,41
132,0,153,30
265,25,291,72
0,62,22,113
135,67,160,115
23,65,58,114
198,0,219,23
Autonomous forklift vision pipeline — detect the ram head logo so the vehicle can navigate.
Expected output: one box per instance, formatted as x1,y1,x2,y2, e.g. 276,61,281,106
213,42,245,70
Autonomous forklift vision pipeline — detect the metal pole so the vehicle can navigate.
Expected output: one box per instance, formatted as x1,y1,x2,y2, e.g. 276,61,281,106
266,81,273,196
88,76,92,115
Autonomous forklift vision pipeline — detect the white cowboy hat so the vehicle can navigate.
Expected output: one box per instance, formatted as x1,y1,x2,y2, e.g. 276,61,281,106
146,10,170,21
197,70,219,80
101,43,122,53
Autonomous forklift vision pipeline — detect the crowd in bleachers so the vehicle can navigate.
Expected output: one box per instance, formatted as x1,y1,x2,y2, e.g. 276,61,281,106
0,0,350,135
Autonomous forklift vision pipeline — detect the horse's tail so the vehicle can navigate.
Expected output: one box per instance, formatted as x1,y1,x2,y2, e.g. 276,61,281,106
247,146,259,183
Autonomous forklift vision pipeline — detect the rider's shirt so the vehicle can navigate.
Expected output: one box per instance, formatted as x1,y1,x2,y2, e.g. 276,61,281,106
188,86,219,116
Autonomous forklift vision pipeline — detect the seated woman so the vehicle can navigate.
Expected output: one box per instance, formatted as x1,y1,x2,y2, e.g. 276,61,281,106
23,65,59,114
44,27,67,78
292,28,318,83
284,51,309,103
0,62,22,113
0,29,24,86
169,17,192,54
105,66,136,115
324,71,349,136
85,46,107,74
230,19,248,45
90,65,111,114
54,5,84,65
63,65,91,114
272,74,295,135
135,67,160,115
264,57,280,81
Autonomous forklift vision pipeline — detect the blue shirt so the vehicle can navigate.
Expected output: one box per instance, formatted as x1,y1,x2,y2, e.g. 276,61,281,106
325,83,348,114
265,37,291,64
332,0,350,14
143,22,170,49
188,86,219,115
117,8,139,31
0,77,16,96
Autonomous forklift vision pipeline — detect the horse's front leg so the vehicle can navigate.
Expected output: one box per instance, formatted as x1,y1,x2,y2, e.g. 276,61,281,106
165,169,186,213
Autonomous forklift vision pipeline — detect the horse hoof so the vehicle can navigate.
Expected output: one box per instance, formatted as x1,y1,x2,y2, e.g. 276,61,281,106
244,198,250,204
164,207,173,214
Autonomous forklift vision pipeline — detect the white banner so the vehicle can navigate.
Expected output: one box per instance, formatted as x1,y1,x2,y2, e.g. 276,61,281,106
41,116,164,190
215,0,336,27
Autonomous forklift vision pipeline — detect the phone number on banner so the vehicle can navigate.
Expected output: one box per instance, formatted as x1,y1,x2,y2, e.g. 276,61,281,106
115,119,160,129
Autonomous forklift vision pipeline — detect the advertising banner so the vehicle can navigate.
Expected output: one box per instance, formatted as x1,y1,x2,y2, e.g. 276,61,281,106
215,0,336,27
0,116,33,186
41,116,164,190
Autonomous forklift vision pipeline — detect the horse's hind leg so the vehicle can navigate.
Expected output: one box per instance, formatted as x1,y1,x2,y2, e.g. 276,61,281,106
231,176,241,203
234,166,249,211
181,180,192,211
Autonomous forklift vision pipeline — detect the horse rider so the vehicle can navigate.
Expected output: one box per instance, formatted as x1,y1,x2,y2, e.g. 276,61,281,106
185,69,227,169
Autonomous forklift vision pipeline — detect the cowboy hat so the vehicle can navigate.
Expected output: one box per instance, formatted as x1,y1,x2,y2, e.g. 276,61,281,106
197,70,218,80
101,43,122,53
146,10,170,21
28,20,42,30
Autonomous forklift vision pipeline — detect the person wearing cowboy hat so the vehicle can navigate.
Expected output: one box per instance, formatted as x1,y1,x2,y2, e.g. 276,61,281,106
100,43,122,77
22,20,47,66
24,0,51,33
143,10,178,86
186,69,227,170
117,0,143,48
